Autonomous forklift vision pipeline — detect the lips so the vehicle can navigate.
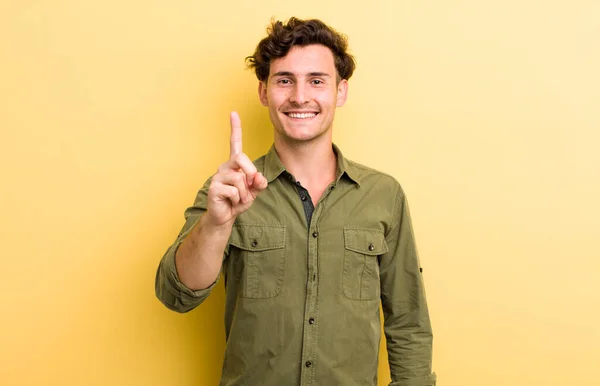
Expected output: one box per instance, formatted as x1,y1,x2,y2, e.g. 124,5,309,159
284,112,318,119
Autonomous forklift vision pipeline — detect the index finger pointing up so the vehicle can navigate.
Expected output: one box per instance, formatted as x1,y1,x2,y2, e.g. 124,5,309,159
230,111,243,157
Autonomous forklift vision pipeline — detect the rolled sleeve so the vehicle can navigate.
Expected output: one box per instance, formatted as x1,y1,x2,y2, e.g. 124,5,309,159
155,232,219,313
155,177,219,313
380,184,436,385
389,373,437,386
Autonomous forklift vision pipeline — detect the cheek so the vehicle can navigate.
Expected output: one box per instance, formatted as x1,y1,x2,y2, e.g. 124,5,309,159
314,96,334,110
270,88,289,100
318,89,337,105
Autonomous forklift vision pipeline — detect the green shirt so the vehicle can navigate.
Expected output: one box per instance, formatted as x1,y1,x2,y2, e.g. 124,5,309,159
155,144,436,386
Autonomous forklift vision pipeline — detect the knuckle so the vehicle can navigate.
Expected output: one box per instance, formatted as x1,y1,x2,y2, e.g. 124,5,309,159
234,172,246,184
208,181,221,191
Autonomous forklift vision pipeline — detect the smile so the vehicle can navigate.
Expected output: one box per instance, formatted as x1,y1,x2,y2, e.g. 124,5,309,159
285,112,318,119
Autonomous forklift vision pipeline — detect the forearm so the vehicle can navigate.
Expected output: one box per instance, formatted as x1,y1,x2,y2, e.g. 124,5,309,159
175,213,233,290
156,138,268,312
385,305,435,385
382,186,436,385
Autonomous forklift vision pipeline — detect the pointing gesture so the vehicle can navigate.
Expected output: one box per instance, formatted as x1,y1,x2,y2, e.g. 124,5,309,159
205,112,269,227
229,112,243,157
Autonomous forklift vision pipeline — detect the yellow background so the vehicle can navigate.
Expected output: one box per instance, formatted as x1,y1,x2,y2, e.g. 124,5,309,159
1,1,599,385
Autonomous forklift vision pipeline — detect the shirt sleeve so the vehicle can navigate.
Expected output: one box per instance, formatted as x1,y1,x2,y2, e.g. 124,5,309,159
380,184,437,386
154,177,221,313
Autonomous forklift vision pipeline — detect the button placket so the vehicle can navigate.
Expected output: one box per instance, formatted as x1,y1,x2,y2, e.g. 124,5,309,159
298,181,340,384
300,202,324,384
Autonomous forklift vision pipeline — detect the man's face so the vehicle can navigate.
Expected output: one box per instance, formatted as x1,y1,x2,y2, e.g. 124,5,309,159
259,44,348,144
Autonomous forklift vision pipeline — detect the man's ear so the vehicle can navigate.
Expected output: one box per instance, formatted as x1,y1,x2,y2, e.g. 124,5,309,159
336,79,348,107
258,81,268,106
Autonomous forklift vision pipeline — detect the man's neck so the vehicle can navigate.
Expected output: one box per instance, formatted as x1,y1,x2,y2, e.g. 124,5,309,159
274,135,337,188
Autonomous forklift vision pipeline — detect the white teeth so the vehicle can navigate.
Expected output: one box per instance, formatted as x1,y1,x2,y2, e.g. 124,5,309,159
288,112,316,119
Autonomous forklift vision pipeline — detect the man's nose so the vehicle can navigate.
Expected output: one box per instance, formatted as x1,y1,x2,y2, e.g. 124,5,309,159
289,83,307,104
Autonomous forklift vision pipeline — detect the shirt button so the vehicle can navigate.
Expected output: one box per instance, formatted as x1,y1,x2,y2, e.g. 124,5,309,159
305,361,312,368
252,240,258,247
301,195,307,201
309,318,315,324
312,231,319,238
368,243,374,251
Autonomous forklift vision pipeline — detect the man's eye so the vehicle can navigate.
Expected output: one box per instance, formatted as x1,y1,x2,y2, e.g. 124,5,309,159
312,79,324,85
278,79,291,84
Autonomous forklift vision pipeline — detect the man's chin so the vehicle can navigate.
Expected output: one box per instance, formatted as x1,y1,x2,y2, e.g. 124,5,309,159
277,127,328,144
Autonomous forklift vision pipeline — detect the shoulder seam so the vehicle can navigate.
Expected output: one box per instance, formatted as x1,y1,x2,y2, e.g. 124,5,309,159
346,159,403,187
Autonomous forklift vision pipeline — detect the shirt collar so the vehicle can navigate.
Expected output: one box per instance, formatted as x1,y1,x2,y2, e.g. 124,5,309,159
263,143,361,187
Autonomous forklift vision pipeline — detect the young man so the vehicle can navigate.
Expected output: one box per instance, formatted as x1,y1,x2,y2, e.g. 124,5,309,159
155,17,436,386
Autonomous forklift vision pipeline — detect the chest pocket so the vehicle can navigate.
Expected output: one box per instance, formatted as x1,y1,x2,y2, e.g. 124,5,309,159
229,224,286,299
343,228,388,301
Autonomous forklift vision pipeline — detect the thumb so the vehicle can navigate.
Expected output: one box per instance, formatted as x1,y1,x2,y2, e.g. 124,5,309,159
250,172,268,192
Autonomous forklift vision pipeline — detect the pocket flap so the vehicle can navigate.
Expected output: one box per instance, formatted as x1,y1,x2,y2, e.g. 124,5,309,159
343,228,388,255
230,224,286,251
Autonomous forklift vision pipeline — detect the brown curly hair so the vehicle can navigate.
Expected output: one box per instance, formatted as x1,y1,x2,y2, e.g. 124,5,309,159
246,17,356,83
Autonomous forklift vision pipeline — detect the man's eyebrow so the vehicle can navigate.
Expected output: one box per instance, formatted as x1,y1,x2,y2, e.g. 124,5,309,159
272,71,295,77
308,72,332,77
271,71,332,77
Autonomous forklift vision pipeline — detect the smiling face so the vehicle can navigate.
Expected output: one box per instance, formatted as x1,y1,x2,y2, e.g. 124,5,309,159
259,44,348,144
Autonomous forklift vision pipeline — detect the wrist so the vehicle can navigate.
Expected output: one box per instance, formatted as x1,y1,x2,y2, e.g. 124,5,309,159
199,212,235,235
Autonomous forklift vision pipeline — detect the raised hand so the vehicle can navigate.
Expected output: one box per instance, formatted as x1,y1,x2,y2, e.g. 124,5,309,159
204,112,268,227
